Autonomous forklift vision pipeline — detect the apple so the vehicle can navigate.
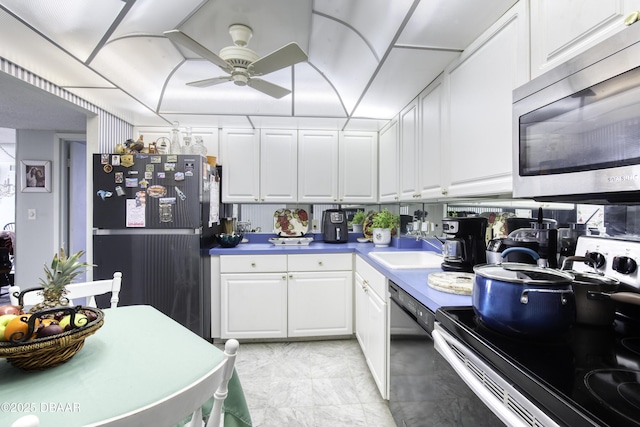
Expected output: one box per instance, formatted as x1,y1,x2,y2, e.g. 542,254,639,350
81,309,98,323
58,313,88,331
36,322,64,338
0,305,23,316
0,314,18,341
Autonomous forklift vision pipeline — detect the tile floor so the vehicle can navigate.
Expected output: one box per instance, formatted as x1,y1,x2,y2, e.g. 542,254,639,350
225,338,396,427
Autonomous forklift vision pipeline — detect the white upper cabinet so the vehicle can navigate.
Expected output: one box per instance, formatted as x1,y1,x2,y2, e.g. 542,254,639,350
398,99,420,201
418,77,444,200
298,130,339,203
442,1,529,198
221,129,260,203
260,129,298,203
378,118,399,202
530,0,640,79
339,131,378,204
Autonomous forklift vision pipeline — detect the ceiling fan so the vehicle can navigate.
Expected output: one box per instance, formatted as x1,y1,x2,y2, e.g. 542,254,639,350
164,24,308,99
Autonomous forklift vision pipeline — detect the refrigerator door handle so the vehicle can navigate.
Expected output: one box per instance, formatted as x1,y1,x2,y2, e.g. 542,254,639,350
93,228,201,236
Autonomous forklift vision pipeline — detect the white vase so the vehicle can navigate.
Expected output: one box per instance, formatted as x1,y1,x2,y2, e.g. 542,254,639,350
372,228,391,247
352,224,363,233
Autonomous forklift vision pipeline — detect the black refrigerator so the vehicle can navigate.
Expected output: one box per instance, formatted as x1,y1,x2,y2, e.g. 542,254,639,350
92,153,216,338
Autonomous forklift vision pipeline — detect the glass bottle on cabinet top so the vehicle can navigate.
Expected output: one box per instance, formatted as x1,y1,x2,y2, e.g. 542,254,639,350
190,135,208,156
182,127,192,154
170,121,182,155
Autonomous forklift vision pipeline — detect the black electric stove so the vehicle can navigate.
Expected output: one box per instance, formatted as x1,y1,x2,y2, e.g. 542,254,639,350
437,306,640,426
435,236,640,427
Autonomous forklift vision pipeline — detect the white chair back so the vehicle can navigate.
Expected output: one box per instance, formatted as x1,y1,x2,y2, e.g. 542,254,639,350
9,272,122,310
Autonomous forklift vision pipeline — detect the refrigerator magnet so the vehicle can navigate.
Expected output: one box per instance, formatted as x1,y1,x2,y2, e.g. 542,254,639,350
135,191,146,206
150,156,161,164
101,154,109,164
164,163,176,171
115,172,124,183
120,155,134,167
174,187,186,200
159,197,176,204
139,179,149,189
103,164,113,173
125,177,138,187
115,186,125,196
96,190,113,200
145,164,154,172
112,155,121,166
174,172,185,181
157,172,165,179
144,171,153,180
147,185,167,198
167,155,178,163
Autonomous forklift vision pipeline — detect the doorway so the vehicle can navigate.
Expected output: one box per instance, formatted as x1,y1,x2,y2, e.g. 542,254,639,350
60,138,87,281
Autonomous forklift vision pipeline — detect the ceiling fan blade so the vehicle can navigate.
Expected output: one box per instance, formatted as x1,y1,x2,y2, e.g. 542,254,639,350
247,78,292,99
249,42,308,75
164,30,233,73
186,76,233,88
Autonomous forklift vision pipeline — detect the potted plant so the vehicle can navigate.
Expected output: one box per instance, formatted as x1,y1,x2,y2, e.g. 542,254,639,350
350,210,366,233
371,209,399,247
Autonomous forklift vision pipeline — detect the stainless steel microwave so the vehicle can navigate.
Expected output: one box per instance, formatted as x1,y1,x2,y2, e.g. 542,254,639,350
513,23,640,203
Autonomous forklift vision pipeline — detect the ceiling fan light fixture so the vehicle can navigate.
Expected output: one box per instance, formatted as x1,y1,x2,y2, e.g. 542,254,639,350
220,46,259,68
228,24,253,47
232,73,249,86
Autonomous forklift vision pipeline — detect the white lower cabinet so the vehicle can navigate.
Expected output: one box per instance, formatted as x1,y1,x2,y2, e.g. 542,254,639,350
220,272,288,339
220,253,353,339
354,255,389,399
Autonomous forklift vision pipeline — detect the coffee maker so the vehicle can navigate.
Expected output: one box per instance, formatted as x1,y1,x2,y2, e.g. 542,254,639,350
322,209,348,243
440,217,488,272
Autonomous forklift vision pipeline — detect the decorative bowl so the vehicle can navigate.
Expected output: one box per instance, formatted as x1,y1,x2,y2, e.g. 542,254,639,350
216,233,243,248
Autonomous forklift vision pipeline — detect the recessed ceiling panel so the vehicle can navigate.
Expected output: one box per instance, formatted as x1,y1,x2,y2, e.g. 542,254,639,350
66,87,167,126
92,37,183,108
109,0,204,40
343,118,391,132
251,116,348,130
162,61,293,116
309,15,378,114
0,9,113,87
2,0,125,62
398,0,517,48
314,0,414,58
294,63,346,118
159,114,253,129
354,47,460,119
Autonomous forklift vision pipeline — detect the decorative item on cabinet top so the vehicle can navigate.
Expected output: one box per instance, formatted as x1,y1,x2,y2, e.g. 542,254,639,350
269,208,313,245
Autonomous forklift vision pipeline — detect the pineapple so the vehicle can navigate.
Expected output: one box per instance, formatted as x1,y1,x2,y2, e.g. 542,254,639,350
30,248,93,313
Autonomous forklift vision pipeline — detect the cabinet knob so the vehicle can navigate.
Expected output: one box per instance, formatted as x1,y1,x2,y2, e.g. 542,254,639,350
441,188,448,195
289,274,293,279
251,262,256,267
395,196,398,200
261,198,265,201
254,197,258,201
282,275,287,280
333,198,337,202
318,261,323,266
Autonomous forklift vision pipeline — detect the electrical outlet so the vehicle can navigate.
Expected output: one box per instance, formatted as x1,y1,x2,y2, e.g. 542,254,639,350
312,219,318,230
28,209,36,220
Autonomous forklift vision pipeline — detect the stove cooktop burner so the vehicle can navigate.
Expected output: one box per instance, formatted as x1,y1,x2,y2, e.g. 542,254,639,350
585,369,640,426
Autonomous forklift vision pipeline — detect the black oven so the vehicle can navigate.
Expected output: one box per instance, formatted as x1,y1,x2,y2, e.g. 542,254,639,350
388,281,499,427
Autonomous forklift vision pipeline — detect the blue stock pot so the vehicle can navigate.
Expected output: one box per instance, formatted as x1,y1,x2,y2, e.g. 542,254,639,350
472,262,576,336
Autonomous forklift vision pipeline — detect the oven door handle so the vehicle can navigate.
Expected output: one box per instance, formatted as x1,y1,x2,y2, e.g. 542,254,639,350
432,328,549,427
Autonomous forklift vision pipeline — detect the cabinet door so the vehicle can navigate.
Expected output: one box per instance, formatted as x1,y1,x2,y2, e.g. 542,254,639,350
378,119,399,202
354,271,368,352
220,273,287,339
531,0,640,79
260,129,297,203
298,130,339,202
339,131,378,203
444,1,528,198
366,288,388,399
399,99,419,201
418,78,444,200
288,271,353,337
220,129,260,203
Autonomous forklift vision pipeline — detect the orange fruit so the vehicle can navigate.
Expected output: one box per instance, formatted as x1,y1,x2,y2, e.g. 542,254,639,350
4,315,41,341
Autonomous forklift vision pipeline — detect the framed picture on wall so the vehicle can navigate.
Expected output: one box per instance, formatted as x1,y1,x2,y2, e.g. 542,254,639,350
21,160,51,192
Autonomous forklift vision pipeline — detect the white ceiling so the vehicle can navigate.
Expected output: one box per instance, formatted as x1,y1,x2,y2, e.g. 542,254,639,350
0,0,517,131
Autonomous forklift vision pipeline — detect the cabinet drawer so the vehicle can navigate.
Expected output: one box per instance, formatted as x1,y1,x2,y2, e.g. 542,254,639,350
220,255,287,273
356,255,387,298
288,253,352,271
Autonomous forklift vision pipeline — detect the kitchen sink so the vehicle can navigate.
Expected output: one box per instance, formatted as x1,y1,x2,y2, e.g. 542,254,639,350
368,251,443,269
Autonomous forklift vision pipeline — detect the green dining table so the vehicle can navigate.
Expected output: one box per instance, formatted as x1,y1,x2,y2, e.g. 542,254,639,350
0,305,252,427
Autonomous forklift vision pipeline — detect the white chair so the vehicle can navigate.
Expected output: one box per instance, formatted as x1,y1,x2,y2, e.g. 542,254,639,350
10,339,240,427
9,272,122,310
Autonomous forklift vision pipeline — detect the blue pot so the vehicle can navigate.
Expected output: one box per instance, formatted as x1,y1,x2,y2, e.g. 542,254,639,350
473,263,576,336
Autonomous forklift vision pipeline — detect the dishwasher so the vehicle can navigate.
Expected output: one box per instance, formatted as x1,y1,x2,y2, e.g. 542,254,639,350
388,280,500,427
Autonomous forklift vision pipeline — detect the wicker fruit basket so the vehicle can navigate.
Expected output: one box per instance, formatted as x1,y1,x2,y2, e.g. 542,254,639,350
0,306,104,371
